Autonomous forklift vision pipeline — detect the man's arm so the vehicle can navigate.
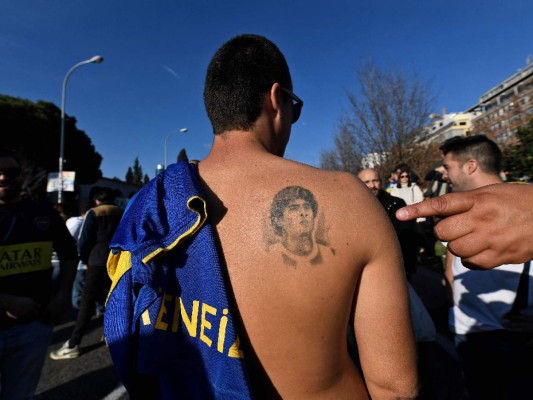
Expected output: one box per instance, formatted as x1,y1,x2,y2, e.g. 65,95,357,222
78,209,96,264
43,211,79,324
43,258,78,324
353,206,418,399
396,183,533,269
0,294,41,320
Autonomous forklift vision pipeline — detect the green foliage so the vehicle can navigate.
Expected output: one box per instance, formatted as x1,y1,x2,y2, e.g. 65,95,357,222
177,148,188,162
0,94,103,201
125,167,134,183
503,119,533,181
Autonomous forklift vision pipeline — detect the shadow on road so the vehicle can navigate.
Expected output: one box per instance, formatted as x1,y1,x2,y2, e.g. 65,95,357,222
36,366,119,400
36,317,125,399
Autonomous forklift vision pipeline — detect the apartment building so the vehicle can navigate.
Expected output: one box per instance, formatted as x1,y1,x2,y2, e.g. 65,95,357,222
467,58,533,144
420,111,481,144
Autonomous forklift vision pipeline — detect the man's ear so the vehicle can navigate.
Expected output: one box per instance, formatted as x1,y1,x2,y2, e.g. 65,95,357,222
269,83,285,115
465,159,478,175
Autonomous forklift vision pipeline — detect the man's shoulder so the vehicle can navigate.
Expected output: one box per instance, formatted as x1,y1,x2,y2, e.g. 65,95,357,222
283,162,363,192
6,198,60,219
92,203,124,217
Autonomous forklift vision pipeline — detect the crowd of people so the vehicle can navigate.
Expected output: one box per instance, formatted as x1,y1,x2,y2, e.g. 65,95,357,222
1,33,532,399
0,149,124,398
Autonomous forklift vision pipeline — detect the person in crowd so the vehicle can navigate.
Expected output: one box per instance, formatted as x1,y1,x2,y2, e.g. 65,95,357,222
358,167,468,399
51,203,76,290
385,170,398,192
424,161,450,199
65,204,101,315
357,168,418,281
0,148,78,398
50,187,123,360
391,166,424,207
65,205,85,240
391,165,436,261
395,162,420,184
397,183,533,270
438,135,532,399
104,34,418,399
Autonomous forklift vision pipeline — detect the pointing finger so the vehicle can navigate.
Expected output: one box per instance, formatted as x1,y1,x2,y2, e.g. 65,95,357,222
396,192,474,221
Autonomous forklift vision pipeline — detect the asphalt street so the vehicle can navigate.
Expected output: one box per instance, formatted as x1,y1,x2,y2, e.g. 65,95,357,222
35,317,127,400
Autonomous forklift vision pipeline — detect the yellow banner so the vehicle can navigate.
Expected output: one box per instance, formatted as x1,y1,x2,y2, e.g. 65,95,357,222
0,242,53,277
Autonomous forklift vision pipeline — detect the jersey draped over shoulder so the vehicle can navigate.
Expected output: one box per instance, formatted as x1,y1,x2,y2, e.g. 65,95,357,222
104,159,252,399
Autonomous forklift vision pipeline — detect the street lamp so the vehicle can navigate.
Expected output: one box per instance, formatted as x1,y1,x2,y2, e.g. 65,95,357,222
164,128,188,168
58,55,104,204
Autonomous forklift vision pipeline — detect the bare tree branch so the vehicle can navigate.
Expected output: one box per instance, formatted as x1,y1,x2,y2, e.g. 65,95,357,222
322,60,438,179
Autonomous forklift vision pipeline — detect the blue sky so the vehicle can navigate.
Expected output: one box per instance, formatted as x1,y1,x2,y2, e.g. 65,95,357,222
2,0,532,179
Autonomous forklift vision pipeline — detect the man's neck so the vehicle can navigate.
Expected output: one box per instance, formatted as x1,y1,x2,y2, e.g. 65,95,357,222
206,130,282,162
471,174,502,190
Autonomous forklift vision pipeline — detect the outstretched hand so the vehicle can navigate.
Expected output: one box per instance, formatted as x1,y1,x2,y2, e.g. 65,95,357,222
396,183,533,269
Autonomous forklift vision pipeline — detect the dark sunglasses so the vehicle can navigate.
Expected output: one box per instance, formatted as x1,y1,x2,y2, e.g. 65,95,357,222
0,167,22,179
400,174,409,178
281,88,303,124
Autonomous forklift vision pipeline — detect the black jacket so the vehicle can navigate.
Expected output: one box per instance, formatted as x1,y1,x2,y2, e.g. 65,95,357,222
377,190,418,279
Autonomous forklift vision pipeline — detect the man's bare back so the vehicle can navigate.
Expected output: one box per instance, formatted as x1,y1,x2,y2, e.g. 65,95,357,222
105,34,418,399
199,139,417,398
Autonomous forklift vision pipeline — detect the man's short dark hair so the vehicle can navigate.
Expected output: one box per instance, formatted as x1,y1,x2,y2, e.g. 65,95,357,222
94,187,116,203
439,135,502,174
0,148,21,166
203,34,293,134
270,186,318,236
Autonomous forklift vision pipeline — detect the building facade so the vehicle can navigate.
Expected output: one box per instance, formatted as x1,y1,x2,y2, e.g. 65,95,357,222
468,58,533,144
420,111,481,144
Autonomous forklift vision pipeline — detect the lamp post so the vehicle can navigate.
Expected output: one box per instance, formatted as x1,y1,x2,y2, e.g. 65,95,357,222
164,128,188,168
58,55,104,204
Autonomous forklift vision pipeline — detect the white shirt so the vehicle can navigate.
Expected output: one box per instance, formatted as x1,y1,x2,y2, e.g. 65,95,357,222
449,256,532,334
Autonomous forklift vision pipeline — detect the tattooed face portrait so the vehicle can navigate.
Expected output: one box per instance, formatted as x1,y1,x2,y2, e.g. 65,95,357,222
268,186,335,267
270,186,318,257
281,199,314,236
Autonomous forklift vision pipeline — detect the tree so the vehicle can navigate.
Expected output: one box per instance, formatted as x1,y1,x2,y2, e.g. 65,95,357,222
0,94,103,201
125,157,146,186
503,118,533,181
320,60,437,180
177,148,188,162
125,167,134,184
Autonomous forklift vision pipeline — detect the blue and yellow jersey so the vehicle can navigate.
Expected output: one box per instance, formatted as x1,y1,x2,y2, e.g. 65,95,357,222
104,160,252,399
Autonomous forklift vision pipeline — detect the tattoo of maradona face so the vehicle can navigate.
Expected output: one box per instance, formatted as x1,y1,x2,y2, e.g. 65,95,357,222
268,186,335,267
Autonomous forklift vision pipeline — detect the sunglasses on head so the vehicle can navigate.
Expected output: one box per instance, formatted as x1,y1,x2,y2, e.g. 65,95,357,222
281,88,303,124
0,167,22,179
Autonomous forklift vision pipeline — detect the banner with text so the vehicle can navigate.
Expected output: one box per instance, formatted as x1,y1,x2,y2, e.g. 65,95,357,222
47,171,76,192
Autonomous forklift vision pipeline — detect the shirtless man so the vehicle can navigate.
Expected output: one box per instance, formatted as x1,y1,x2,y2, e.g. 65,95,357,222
105,34,417,399
197,34,417,399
